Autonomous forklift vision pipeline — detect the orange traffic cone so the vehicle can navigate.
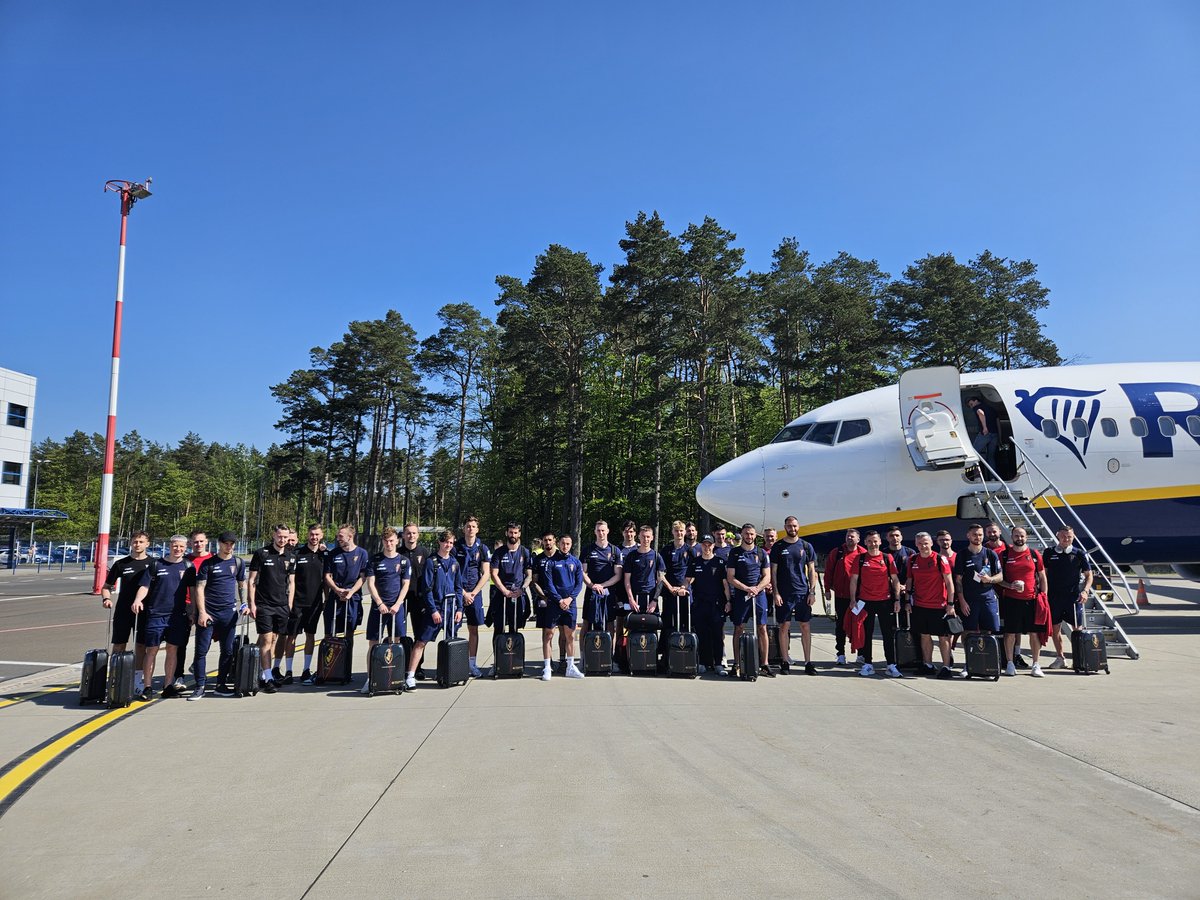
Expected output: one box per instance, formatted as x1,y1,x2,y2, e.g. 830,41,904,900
1136,578,1150,606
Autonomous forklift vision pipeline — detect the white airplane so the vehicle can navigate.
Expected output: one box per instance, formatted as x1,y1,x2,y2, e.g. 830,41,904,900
696,362,1200,578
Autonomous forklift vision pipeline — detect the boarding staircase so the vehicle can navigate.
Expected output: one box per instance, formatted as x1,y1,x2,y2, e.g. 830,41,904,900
965,448,1139,660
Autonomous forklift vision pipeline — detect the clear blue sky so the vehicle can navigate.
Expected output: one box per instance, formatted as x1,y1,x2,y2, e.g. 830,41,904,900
2,1,1196,451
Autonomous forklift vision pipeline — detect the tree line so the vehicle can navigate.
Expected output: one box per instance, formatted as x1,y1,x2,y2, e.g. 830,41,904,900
30,212,1060,546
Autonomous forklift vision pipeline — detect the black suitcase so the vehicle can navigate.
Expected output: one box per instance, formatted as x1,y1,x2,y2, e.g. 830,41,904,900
437,597,469,687
893,614,919,670
233,613,260,697
737,631,758,681
963,632,1001,681
627,628,658,676
668,594,698,678
80,608,111,705
316,597,353,685
626,612,662,632
106,611,136,708
1071,608,1109,674
492,592,525,678
368,613,408,695
766,604,782,669
581,591,612,676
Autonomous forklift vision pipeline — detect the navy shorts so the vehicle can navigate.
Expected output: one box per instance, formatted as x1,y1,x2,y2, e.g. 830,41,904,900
367,606,407,641
415,607,456,643
961,595,1001,633
145,613,181,647
774,594,812,624
537,601,577,630
730,592,768,627
462,595,485,627
255,604,289,636
911,605,951,637
1049,593,1083,627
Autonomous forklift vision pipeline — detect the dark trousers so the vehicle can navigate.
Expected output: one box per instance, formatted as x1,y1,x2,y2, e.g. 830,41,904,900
834,596,851,655
860,600,897,666
193,607,238,687
693,601,724,667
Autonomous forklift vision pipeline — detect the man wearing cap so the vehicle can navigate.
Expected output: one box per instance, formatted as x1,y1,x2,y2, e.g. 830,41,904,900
248,524,295,693
687,533,730,675
190,532,247,699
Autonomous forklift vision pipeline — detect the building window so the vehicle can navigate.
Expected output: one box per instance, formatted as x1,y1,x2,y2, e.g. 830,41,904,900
6,403,27,428
1,461,21,486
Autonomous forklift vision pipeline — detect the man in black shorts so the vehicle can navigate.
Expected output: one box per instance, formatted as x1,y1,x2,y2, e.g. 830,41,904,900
101,530,152,696
397,523,430,679
248,525,295,693
291,525,328,685
1042,526,1093,669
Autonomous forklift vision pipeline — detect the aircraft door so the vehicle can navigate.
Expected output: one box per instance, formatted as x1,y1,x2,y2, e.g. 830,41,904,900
899,367,978,471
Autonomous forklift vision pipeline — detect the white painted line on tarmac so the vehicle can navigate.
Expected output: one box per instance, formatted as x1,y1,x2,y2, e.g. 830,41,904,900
0,660,80,668
0,620,105,635
0,593,88,603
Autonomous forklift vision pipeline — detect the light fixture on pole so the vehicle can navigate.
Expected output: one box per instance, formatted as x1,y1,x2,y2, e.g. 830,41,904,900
92,178,152,594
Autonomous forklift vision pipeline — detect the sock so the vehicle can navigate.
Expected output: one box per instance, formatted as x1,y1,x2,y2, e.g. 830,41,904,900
304,653,313,670
262,669,274,682
134,673,145,690
469,656,476,666
543,660,552,671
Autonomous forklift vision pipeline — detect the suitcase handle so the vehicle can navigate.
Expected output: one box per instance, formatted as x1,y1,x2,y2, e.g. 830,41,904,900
443,596,457,640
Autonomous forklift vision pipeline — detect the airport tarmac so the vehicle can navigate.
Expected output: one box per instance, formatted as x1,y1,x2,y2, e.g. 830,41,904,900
0,576,1198,899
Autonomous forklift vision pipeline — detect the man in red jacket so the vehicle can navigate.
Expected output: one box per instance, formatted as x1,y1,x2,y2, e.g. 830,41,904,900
824,529,864,665
998,526,1049,677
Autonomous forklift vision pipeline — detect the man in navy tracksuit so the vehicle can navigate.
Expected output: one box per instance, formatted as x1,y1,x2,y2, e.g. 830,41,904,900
406,530,463,690
687,534,730,675
190,532,247,699
541,531,584,681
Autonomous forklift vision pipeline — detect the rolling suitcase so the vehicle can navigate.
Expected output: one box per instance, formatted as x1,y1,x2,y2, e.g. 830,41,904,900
963,632,1001,681
233,612,260,697
316,593,353,685
627,628,658,676
106,612,136,708
892,613,918,671
1071,607,1110,675
737,595,759,681
581,590,612,676
80,607,111,705
668,594,698,678
492,589,525,678
437,597,469,687
368,613,407,695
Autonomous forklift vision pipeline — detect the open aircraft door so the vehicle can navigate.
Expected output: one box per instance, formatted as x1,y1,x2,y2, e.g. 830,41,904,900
899,367,978,471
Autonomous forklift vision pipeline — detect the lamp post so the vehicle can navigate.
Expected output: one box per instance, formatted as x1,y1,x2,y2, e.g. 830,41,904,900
92,178,152,594
28,457,41,559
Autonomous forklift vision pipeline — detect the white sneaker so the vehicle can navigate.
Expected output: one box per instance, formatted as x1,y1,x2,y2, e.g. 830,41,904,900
565,665,585,679
836,654,847,665
886,664,902,678
404,676,416,690
541,668,552,681
859,663,876,677
1030,664,1044,678
787,657,798,666
359,681,370,694
468,663,482,678
1048,657,1066,670
1004,661,1016,676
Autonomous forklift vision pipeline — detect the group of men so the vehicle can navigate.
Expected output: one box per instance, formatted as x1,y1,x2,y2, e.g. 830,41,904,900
99,512,1096,698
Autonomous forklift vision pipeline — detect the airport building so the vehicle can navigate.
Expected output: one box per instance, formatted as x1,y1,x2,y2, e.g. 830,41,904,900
0,366,36,508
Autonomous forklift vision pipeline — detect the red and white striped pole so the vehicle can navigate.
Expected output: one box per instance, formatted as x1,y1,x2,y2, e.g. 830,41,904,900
92,179,152,594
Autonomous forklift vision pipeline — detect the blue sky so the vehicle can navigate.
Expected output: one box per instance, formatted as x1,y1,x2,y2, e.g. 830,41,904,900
2,1,1197,451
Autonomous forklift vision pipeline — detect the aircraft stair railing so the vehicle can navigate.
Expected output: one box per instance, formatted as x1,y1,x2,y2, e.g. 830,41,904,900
969,452,1139,660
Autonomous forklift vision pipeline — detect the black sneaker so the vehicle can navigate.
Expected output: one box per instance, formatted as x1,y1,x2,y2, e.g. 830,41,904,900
213,683,235,696
937,666,953,680
759,665,776,678
779,660,790,674
922,663,939,678
137,687,154,702
1013,655,1030,669
281,672,294,686
160,684,179,699
414,668,427,681
804,662,817,676
261,679,278,694
271,666,283,681
300,670,315,685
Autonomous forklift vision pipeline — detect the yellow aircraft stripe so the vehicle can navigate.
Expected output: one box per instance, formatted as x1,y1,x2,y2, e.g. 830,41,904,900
796,484,1200,535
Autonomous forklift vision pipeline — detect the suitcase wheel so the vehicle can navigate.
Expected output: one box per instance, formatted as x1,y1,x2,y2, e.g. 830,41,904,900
964,673,973,680
367,689,375,697
991,675,999,682
1105,667,1111,675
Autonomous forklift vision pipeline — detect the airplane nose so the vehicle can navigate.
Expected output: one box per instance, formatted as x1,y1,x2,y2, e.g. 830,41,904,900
696,450,767,527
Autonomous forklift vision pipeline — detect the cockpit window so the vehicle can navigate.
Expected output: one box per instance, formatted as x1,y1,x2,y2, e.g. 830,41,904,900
770,423,813,444
801,422,838,445
836,419,871,443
